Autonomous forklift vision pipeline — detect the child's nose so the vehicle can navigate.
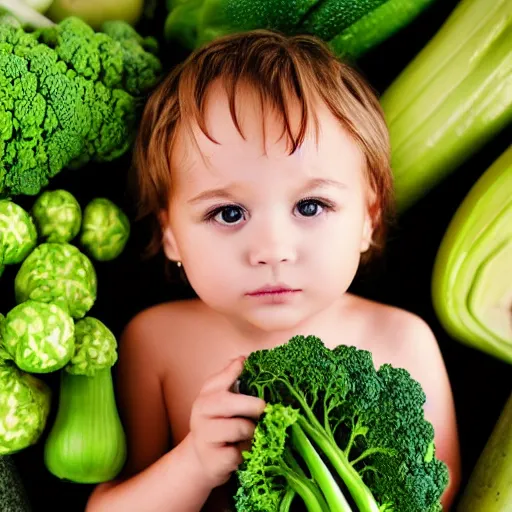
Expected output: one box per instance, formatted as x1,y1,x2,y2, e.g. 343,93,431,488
247,218,297,266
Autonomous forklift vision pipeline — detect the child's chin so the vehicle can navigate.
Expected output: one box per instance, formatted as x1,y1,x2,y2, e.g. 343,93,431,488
245,307,307,333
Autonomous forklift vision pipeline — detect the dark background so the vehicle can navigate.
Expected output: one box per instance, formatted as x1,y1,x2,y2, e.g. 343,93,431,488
3,0,511,510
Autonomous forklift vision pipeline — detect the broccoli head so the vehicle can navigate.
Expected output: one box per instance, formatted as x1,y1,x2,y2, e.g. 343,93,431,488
235,335,449,512
0,16,161,198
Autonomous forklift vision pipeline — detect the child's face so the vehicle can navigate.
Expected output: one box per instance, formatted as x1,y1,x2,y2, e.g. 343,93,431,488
161,82,373,334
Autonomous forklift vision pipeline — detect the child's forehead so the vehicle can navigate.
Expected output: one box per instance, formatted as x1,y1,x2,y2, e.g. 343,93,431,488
171,81,364,178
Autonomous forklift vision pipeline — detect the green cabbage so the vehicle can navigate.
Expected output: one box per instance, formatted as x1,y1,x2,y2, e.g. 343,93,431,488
0,200,37,265
79,198,130,261
0,300,75,373
31,190,82,243
0,360,51,454
14,243,97,319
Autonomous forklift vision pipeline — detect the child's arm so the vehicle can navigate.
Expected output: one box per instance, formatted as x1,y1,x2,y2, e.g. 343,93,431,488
390,312,461,510
85,313,210,511
85,313,265,512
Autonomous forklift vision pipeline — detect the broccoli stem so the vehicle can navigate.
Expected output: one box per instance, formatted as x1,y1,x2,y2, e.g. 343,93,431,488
278,488,296,512
298,416,381,512
283,470,329,512
291,423,353,512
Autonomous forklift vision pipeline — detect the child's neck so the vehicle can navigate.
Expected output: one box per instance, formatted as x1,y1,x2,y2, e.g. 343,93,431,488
219,294,355,352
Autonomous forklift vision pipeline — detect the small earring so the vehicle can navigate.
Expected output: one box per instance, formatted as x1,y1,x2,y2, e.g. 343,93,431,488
176,261,182,268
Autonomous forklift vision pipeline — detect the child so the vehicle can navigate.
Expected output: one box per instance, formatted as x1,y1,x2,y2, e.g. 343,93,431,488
86,30,460,511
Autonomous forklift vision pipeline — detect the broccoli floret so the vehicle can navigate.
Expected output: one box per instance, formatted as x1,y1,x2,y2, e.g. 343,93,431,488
236,335,449,512
0,16,161,198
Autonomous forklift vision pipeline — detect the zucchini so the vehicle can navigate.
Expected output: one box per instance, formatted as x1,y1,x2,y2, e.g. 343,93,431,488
457,392,512,511
431,146,512,364
166,0,439,60
381,0,512,211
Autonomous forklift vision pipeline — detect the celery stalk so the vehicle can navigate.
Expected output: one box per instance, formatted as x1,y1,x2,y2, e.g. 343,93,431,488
456,392,512,511
381,0,512,211
431,145,512,364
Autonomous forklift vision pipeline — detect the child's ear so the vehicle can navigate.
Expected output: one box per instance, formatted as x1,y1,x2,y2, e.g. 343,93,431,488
360,212,373,253
159,209,182,262
360,192,378,253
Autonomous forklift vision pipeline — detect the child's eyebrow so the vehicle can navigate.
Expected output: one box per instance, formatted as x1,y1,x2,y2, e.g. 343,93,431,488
188,178,347,204
188,187,238,204
302,178,347,192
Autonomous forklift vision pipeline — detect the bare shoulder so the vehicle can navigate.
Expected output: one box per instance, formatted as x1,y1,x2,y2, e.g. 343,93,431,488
120,299,208,358
347,295,440,369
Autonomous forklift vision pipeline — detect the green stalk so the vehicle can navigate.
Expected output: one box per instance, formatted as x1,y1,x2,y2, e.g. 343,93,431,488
44,368,127,483
291,423,353,512
284,470,329,512
381,0,512,211
279,488,297,512
298,416,381,512
329,0,437,60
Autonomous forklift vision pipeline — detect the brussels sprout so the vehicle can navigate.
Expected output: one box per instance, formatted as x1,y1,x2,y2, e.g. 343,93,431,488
0,200,37,265
66,317,118,377
0,360,51,455
80,198,130,261
0,300,75,373
14,243,97,319
31,190,82,243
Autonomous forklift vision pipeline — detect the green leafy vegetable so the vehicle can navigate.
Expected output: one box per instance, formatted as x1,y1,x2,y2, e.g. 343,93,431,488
44,316,127,483
14,243,97,319
235,335,448,512
0,13,161,198
0,359,51,454
380,0,512,211
0,300,75,373
165,0,438,60
80,198,130,261
0,200,37,265
66,316,118,376
31,189,82,243
431,146,512,364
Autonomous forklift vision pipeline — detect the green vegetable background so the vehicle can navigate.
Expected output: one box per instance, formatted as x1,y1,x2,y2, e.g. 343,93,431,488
0,0,510,510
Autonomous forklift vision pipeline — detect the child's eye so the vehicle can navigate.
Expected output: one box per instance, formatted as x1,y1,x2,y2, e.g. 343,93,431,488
295,198,333,218
207,205,246,225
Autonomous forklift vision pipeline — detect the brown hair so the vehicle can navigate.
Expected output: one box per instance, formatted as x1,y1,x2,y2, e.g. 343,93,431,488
131,29,394,273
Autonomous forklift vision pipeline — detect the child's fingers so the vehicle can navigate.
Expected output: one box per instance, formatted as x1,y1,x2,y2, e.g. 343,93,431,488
200,356,246,394
197,391,266,420
207,417,257,445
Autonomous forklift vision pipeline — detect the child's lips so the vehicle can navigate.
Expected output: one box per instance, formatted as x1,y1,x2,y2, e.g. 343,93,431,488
246,285,302,297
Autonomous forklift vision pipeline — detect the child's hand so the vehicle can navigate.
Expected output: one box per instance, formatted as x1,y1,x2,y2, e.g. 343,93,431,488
188,356,266,489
